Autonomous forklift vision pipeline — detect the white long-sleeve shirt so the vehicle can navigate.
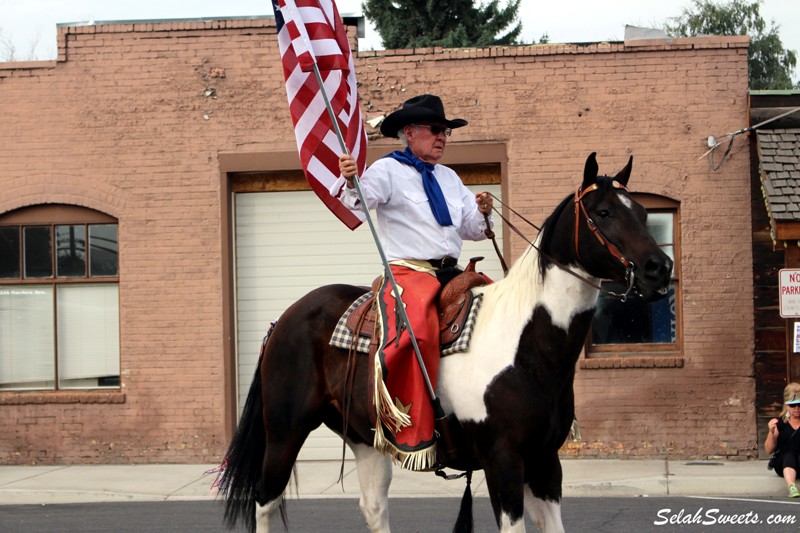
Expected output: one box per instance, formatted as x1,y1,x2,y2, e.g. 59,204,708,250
332,157,491,262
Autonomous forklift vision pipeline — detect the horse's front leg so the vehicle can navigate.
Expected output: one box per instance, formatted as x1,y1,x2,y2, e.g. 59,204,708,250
482,455,527,532
350,441,392,532
523,452,565,533
524,489,564,533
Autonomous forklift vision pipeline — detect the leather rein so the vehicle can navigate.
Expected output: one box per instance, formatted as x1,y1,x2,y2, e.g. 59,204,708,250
483,181,636,302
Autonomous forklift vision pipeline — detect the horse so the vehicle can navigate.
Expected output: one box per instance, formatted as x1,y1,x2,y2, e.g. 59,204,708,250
217,152,673,533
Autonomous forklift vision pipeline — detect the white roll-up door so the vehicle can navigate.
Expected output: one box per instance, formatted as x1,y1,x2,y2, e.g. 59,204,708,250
234,185,502,460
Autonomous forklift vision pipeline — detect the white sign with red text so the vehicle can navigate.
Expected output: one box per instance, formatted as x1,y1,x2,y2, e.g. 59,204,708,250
780,269,800,318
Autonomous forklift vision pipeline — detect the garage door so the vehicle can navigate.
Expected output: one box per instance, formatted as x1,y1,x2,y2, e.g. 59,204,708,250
234,185,503,460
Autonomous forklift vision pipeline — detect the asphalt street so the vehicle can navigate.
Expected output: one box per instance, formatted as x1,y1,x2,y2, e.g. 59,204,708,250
2,496,800,533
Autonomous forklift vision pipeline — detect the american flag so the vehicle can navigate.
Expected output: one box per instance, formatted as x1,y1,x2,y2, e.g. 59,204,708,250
272,0,367,230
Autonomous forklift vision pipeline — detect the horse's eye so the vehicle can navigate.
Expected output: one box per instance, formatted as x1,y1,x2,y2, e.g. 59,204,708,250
597,209,611,219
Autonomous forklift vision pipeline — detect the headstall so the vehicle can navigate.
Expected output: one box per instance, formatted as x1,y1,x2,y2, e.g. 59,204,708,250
573,180,636,300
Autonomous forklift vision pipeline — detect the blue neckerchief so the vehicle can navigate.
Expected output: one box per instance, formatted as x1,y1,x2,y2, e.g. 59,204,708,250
384,147,453,226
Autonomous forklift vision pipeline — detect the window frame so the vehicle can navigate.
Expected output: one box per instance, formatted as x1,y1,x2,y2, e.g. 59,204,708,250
0,204,120,391
584,194,682,360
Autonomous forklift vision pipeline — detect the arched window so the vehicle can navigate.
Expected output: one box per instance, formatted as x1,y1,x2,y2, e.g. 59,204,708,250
586,194,681,361
0,204,120,390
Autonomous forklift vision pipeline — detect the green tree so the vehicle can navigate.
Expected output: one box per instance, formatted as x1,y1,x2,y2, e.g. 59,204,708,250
664,0,797,90
363,0,522,49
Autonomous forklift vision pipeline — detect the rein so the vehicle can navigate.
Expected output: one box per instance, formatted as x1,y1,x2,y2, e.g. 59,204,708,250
484,184,636,302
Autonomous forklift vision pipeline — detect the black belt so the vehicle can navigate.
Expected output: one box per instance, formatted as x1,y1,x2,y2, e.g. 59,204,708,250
427,256,458,269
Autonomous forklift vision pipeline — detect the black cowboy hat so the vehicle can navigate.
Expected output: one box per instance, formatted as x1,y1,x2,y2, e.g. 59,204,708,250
380,94,468,138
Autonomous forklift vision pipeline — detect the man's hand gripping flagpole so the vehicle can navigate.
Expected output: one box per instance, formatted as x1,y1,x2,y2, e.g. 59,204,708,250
311,65,444,418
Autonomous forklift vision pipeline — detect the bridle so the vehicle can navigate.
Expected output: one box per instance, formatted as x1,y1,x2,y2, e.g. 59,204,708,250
485,181,637,301
573,181,636,300
573,181,632,268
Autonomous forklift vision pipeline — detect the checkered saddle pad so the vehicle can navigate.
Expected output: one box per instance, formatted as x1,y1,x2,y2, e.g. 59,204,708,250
330,291,483,356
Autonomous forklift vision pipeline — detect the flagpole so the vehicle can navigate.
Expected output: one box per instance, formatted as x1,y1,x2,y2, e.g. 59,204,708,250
312,65,441,410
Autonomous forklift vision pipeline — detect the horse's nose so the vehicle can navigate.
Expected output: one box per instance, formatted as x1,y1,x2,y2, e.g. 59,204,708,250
643,254,673,283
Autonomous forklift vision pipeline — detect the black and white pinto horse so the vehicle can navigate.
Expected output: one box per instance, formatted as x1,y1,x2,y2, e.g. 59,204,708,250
218,153,673,532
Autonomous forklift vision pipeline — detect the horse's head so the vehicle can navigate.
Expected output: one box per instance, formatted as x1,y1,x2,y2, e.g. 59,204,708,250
540,153,673,302
574,153,673,301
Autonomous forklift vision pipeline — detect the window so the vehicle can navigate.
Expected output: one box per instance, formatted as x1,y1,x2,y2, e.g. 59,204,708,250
0,205,120,391
586,195,681,360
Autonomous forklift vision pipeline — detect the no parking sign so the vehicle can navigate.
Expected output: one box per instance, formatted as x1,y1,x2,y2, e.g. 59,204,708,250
780,269,800,318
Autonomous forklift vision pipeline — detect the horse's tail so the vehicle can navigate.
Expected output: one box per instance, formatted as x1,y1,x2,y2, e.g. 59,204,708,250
217,333,270,532
452,470,474,533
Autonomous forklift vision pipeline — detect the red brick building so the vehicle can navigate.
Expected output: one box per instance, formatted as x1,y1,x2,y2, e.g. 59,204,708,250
0,17,755,464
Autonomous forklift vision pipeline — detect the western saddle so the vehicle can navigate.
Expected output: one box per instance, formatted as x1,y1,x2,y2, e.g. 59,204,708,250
345,257,490,354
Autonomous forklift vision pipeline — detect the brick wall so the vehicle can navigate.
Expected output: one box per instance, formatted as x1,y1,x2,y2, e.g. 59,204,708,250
0,18,753,463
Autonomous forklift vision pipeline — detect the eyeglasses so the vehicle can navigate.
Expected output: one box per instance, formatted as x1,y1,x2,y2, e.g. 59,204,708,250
413,124,452,137
788,404,800,408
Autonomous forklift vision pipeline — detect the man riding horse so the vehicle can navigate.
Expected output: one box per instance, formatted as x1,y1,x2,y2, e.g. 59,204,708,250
336,94,494,471
220,150,673,532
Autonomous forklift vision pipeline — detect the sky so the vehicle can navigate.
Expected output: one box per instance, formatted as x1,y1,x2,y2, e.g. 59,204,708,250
1,0,798,82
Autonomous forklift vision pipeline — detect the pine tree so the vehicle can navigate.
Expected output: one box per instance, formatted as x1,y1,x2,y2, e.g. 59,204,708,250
363,0,522,49
664,0,797,90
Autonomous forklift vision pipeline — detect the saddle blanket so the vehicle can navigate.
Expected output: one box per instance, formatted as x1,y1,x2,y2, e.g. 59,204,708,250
330,291,484,356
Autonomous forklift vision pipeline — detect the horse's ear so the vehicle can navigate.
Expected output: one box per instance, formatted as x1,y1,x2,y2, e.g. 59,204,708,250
582,152,598,188
614,156,633,186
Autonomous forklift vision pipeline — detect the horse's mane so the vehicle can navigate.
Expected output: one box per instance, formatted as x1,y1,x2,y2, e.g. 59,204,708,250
475,191,574,322
537,192,574,278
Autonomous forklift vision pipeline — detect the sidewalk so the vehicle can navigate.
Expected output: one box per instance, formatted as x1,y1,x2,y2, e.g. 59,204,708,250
0,459,786,505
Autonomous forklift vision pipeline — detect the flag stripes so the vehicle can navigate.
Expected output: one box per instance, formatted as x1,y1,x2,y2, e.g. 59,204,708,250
273,0,367,229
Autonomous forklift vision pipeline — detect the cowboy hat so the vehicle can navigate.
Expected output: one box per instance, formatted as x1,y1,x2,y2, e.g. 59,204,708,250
380,94,468,138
